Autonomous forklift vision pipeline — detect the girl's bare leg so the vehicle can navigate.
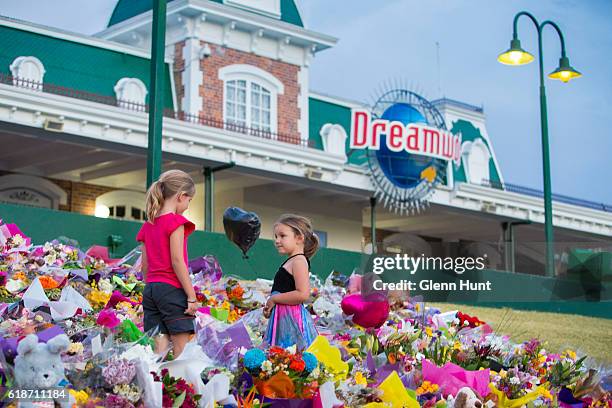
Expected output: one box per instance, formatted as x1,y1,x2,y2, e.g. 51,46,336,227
170,333,191,358
154,333,171,356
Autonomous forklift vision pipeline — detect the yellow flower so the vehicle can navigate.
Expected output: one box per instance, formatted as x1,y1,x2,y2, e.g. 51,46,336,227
355,371,367,386
541,389,553,400
453,341,462,350
565,349,577,360
87,289,111,308
221,300,231,310
228,309,239,323
116,301,133,311
69,389,89,405
416,380,439,395
499,369,507,378
425,327,433,337
68,342,84,355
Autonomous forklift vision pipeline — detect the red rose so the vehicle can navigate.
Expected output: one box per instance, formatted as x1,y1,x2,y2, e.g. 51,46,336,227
290,359,305,372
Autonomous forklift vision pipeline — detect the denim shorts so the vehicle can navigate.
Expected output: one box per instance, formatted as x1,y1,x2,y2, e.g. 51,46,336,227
142,282,195,334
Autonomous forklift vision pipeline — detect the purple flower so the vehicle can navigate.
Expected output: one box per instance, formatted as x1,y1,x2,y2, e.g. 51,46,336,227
102,358,136,386
103,394,134,408
524,338,541,355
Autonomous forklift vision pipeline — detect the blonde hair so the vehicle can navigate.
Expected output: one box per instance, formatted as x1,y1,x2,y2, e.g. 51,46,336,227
274,214,319,259
145,170,195,221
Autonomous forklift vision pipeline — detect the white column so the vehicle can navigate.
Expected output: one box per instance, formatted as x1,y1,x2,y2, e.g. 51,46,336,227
182,37,203,115
297,64,309,142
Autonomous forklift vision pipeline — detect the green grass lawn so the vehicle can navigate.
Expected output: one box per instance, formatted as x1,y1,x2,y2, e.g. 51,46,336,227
430,303,612,364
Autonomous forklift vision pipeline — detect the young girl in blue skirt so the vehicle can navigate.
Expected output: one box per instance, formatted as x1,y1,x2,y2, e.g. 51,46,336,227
263,214,319,350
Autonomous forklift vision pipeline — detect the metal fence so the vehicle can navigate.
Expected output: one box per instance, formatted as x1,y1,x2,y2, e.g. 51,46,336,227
482,179,612,212
1,72,311,147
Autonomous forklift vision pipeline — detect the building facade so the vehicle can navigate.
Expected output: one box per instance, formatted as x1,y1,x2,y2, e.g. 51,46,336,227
0,0,610,275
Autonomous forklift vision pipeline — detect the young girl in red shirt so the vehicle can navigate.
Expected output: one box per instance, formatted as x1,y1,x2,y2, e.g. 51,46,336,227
136,170,201,358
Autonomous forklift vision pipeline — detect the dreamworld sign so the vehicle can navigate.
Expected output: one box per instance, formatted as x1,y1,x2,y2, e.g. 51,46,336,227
350,109,462,165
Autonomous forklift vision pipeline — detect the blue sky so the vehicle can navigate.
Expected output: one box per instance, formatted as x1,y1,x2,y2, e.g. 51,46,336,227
1,0,610,204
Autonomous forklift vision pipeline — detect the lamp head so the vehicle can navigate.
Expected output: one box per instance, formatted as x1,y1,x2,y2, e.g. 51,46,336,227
548,56,582,82
497,38,534,65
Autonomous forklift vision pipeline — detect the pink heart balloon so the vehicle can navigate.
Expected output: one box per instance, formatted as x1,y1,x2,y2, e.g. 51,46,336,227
341,293,389,328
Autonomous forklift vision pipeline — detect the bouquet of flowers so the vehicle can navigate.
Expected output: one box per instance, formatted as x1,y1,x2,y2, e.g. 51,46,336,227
491,367,542,400
242,346,320,399
451,333,504,371
455,311,485,329
151,368,202,408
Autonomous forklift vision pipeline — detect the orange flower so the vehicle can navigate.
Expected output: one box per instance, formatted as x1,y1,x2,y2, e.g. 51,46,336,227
12,272,28,282
39,275,59,289
229,285,244,300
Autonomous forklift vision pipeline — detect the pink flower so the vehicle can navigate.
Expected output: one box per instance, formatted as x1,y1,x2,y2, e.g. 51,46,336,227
97,309,120,328
105,290,138,309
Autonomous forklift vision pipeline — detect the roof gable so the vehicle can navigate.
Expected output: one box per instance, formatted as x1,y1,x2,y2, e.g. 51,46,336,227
109,0,304,28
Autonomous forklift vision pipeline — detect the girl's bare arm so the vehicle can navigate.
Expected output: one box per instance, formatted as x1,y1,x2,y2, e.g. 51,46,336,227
269,258,311,305
169,226,196,300
141,245,148,281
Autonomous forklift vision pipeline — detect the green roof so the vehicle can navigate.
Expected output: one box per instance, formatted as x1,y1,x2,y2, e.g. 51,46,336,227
450,119,502,184
309,96,367,166
0,24,174,110
109,0,304,28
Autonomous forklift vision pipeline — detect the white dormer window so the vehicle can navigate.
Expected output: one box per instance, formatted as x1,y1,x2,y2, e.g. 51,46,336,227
219,64,284,134
114,78,147,110
462,138,492,185
10,56,45,90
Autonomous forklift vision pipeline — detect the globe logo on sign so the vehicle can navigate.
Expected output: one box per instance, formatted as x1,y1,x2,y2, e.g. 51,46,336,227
351,88,457,214
376,103,434,189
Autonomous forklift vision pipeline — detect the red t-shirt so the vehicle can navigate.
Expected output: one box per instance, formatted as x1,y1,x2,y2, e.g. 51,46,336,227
136,213,195,288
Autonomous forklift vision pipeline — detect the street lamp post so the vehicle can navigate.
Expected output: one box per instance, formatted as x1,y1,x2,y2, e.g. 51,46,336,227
498,11,581,277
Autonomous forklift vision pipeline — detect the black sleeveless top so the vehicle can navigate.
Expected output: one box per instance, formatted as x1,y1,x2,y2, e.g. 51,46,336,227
271,253,310,293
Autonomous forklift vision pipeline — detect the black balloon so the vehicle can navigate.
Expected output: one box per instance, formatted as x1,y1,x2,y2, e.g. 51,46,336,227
222,207,261,258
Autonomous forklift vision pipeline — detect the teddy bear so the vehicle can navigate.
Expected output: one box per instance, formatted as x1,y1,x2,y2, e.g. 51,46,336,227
13,333,72,408
447,387,485,408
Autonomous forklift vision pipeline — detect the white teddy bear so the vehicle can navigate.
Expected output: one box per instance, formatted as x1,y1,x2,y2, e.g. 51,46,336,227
13,334,72,408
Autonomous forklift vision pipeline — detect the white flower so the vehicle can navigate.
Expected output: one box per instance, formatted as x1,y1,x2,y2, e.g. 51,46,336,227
43,242,53,252
120,344,157,367
415,353,425,362
510,376,521,385
261,360,273,372
44,254,57,265
11,234,24,246
98,278,113,294
286,345,297,354
5,279,26,293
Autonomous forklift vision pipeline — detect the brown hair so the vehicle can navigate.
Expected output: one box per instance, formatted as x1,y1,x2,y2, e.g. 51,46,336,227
274,214,319,259
145,170,195,221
